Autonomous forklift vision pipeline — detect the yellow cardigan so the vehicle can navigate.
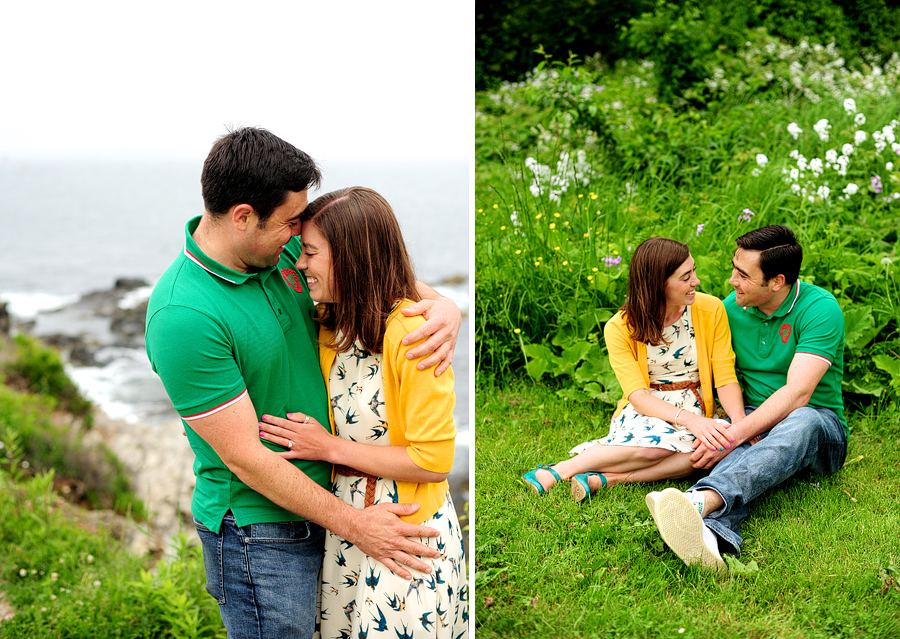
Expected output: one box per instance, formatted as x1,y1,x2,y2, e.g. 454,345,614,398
603,292,738,418
318,300,457,524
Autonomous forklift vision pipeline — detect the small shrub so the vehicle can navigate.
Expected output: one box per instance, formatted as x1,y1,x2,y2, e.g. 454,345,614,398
6,334,93,427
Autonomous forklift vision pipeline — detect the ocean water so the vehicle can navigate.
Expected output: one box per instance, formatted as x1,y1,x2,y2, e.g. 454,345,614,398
0,158,470,474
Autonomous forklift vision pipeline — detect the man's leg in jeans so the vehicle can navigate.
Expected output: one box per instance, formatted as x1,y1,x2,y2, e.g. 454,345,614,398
195,514,325,639
653,406,846,564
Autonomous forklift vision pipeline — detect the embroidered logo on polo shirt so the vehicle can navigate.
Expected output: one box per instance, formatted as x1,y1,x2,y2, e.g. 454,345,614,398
780,323,792,343
281,268,303,293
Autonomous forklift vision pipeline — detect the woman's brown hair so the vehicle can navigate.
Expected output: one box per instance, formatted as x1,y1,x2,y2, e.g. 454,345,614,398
620,237,690,346
300,186,420,354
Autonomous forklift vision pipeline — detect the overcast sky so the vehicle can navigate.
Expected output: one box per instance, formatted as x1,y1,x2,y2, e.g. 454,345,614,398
1,1,473,162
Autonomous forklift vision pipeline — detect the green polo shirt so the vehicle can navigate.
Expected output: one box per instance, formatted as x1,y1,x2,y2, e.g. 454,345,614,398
724,281,847,437
145,216,331,533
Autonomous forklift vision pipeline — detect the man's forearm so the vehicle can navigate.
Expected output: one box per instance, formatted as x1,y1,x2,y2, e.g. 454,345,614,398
729,384,808,443
226,442,363,539
415,280,445,301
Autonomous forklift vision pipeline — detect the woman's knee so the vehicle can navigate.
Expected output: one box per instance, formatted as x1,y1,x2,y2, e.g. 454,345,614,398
634,446,673,462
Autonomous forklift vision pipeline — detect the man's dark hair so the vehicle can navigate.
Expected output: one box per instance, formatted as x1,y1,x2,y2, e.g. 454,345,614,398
736,224,803,285
200,127,321,225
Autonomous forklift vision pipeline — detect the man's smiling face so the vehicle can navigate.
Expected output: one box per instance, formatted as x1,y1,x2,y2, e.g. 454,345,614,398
728,248,777,309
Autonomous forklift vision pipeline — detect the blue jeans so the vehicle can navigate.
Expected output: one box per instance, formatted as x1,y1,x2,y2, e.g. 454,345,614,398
194,513,325,639
691,405,847,556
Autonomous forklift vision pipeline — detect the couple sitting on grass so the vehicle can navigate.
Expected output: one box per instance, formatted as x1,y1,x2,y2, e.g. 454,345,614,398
524,225,848,571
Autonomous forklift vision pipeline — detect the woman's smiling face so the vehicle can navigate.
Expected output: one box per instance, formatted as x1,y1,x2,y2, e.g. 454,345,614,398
664,254,700,309
295,221,334,303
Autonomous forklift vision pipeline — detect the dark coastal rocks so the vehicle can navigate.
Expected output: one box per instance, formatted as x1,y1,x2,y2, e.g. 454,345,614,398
110,300,149,341
0,302,10,337
27,278,151,364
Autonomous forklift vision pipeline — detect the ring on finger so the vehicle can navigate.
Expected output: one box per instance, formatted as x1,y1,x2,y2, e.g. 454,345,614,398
288,440,293,449
303,414,310,423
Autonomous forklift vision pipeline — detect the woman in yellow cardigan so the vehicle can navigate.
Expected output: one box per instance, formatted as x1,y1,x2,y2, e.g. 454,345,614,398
258,187,467,639
524,237,745,503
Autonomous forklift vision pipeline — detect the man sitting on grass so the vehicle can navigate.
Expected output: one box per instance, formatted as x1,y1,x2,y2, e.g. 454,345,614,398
647,224,848,570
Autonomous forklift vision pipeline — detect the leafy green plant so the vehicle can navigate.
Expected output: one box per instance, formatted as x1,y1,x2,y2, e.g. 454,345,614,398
627,1,715,104
0,381,145,517
6,334,93,427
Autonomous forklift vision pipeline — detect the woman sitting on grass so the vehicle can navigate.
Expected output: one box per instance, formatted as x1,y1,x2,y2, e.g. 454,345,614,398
258,187,467,638
524,236,745,502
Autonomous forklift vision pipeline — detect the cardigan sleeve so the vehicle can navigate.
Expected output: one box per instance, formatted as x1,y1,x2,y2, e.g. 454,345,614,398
706,297,739,388
603,312,648,400
383,313,457,474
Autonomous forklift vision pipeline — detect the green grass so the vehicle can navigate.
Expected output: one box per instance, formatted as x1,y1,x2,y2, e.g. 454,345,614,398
474,382,900,638
0,434,223,638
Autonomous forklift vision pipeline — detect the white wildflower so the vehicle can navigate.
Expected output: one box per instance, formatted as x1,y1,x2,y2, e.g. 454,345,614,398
756,153,769,168
817,185,830,199
787,122,803,140
797,156,808,171
791,183,802,194
810,158,824,176
789,149,801,159
843,183,859,196
887,162,894,172
842,143,854,156
836,156,849,176
883,125,896,144
814,119,831,142
881,257,893,265
855,130,867,145
855,113,866,126
790,168,800,181
825,149,838,163
873,131,887,154
843,98,857,114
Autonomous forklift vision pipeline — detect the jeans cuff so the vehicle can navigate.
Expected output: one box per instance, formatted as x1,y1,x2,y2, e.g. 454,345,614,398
703,519,742,557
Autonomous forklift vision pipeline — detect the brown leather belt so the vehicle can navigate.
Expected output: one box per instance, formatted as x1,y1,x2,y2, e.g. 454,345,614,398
334,464,377,508
649,380,703,408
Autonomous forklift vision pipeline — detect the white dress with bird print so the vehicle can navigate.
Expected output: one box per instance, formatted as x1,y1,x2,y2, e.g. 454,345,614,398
570,306,727,455
316,339,469,639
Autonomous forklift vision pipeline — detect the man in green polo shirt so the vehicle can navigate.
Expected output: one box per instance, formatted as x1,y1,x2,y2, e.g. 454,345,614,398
649,225,848,570
145,127,461,638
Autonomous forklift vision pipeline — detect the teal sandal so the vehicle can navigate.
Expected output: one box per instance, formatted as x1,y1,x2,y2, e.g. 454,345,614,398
523,464,561,495
571,472,607,503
